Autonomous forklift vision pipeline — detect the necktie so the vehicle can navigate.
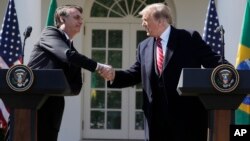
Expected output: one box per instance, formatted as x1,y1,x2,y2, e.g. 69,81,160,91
156,38,163,74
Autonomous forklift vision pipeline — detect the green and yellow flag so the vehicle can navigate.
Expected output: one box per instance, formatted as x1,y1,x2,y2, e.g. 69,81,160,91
235,0,250,125
46,0,57,26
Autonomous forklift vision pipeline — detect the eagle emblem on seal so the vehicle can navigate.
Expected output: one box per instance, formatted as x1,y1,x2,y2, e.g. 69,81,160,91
6,64,34,92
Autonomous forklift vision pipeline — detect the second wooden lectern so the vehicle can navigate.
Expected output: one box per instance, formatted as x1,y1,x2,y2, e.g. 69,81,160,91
177,68,248,141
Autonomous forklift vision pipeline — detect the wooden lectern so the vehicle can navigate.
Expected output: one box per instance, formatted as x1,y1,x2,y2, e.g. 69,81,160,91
177,68,248,141
0,69,72,141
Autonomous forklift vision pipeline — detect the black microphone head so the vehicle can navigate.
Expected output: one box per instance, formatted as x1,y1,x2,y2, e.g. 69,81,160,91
24,26,32,38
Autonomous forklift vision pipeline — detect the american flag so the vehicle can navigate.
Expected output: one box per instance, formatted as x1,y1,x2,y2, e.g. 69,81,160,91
0,0,22,68
0,0,22,130
203,0,223,54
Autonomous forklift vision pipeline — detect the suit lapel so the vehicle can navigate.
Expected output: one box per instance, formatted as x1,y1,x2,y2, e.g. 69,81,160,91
162,26,177,72
144,37,154,102
145,38,154,79
56,27,72,47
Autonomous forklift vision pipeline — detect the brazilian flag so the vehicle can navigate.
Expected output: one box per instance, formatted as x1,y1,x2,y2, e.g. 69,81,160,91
46,0,57,26
235,0,250,125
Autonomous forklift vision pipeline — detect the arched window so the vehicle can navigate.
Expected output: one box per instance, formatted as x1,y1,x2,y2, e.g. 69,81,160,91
91,0,166,18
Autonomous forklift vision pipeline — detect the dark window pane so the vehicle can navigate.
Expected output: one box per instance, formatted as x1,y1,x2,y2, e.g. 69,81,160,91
96,0,115,7
92,30,106,48
136,91,143,109
107,91,121,109
110,11,122,17
108,30,122,48
107,111,121,129
91,3,108,17
133,1,142,15
91,0,165,18
91,110,105,129
109,5,124,17
108,50,122,68
91,90,105,108
91,72,105,88
92,50,106,63
127,0,133,14
135,111,144,130
146,0,165,4
119,1,128,15
137,30,147,45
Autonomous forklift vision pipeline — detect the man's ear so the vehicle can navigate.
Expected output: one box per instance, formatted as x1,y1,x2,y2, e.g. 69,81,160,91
60,17,65,23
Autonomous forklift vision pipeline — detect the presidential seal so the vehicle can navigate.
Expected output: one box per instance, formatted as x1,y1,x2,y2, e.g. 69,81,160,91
6,64,34,92
211,64,239,93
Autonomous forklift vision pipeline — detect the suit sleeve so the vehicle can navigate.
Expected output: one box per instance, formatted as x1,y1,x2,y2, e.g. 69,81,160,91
191,31,229,67
39,27,97,72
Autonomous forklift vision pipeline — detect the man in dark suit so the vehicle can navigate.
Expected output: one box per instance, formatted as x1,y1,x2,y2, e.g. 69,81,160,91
27,5,110,141
100,3,227,141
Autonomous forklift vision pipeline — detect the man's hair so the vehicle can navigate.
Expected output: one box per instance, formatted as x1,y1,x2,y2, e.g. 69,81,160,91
54,5,83,28
139,3,173,25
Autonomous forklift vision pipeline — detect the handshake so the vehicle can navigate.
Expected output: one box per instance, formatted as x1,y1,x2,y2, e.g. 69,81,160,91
97,63,115,81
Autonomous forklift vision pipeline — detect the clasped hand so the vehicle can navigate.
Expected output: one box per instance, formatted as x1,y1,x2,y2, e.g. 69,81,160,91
97,63,115,81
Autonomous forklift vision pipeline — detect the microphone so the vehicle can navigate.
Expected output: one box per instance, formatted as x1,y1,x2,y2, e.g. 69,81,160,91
22,26,32,64
215,25,226,64
214,25,224,33
23,26,32,39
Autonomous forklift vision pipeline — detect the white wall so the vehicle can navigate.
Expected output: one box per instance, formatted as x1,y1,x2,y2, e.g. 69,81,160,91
174,0,207,32
217,0,246,65
15,0,41,65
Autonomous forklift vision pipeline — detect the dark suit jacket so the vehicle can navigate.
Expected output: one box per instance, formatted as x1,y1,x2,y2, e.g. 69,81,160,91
27,26,97,141
109,26,225,140
28,26,97,94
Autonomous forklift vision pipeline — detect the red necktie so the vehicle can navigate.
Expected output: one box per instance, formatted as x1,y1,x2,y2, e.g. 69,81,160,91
156,38,163,74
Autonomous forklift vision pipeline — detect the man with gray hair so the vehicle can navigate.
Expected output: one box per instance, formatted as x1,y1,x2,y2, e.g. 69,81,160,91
100,3,227,141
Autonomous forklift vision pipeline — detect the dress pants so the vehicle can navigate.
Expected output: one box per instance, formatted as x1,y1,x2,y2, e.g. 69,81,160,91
149,88,207,141
37,96,65,141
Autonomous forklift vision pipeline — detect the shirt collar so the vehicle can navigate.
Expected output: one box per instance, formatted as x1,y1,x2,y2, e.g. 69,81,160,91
59,28,72,42
160,25,171,43
63,31,70,41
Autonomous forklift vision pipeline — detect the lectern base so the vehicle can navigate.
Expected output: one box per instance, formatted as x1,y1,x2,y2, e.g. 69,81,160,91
10,109,37,141
208,110,232,141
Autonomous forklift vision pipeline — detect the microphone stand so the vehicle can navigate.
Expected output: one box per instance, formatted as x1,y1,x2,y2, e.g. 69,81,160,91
22,36,28,64
218,25,225,64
